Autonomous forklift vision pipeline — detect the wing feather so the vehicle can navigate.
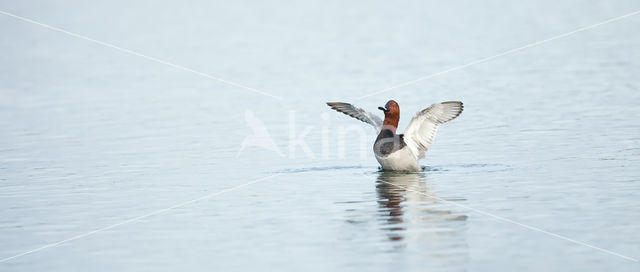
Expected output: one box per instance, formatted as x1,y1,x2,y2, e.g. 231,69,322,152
326,102,383,131
403,101,463,159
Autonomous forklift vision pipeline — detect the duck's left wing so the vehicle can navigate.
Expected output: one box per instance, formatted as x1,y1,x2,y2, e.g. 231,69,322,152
403,101,463,159
326,102,383,131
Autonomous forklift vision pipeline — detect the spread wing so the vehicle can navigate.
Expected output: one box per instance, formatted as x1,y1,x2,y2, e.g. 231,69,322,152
326,102,383,131
403,101,463,159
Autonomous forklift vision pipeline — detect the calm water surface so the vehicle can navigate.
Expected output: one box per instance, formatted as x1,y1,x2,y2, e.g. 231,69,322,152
1,0,640,271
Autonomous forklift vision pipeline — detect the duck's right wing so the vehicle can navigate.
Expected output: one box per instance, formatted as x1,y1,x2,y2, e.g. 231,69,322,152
403,101,463,159
326,102,383,132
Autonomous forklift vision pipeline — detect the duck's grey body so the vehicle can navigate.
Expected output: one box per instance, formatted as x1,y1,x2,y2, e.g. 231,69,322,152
373,129,421,171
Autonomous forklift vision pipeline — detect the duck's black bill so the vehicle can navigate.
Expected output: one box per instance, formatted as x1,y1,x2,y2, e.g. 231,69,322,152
378,106,389,112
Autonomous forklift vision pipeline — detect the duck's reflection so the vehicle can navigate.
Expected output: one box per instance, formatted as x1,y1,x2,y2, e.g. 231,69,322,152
376,171,468,249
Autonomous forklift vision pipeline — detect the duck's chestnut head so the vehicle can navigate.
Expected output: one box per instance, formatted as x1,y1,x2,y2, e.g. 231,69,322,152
379,100,400,130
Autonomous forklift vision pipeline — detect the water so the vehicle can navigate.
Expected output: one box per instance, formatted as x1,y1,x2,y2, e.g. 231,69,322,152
1,0,640,271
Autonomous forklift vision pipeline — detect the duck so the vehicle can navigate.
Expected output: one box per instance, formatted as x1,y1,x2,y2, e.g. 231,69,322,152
326,100,463,171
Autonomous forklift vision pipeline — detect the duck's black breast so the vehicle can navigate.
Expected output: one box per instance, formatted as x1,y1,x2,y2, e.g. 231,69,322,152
374,129,407,156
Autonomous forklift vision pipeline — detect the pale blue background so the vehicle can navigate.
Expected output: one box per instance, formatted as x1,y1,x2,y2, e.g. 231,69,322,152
1,0,639,271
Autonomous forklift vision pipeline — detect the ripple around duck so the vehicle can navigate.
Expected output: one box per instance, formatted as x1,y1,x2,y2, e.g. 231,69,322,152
273,165,375,174
274,163,511,174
